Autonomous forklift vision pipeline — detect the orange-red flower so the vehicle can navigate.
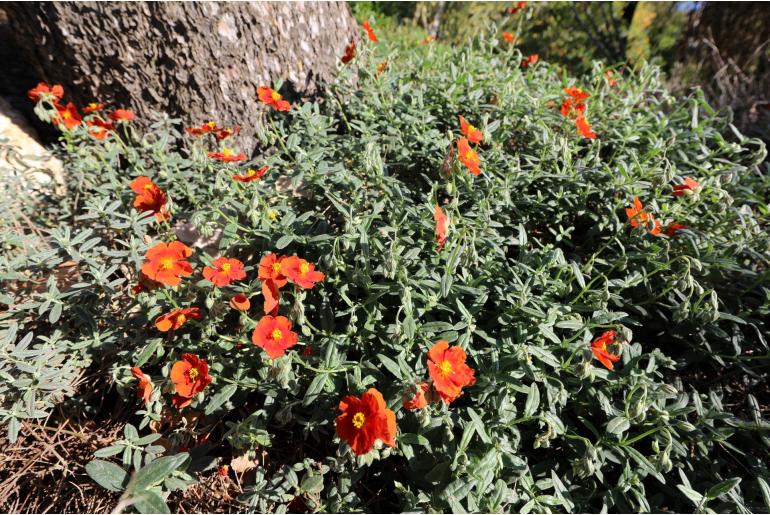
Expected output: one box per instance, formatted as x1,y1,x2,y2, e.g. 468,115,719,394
262,279,280,315
564,87,590,101
591,330,621,370
131,271,162,296
457,138,481,176
251,315,298,359
403,382,429,410
427,340,475,404
434,205,448,252
507,1,527,14
605,70,618,87
341,39,356,64
560,97,586,118
87,125,110,140
27,82,64,103
130,176,169,221
203,257,246,287
170,353,212,408
131,367,153,405
625,196,661,235
362,20,378,42
561,87,590,120
232,166,269,182
575,115,597,140
280,256,325,289
141,241,194,287
230,293,251,311
216,126,240,140
420,35,436,45
521,54,539,68
672,177,701,197
208,147,247,162
82,102,105,113
52,102,82,130
502,32,517,43
625,196,647,228
257,86,291,112
89,118,115,131
377,60,389,76
155,307,202,332
258,253,288,288
336,388,396,455
186,121,220,135
109,109,135,122
664,222,686,237
458,115,483,145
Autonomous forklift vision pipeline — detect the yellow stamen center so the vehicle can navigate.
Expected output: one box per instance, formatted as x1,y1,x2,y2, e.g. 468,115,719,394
465,150,474,160
299,263,310,275
159,257,175,270
89,103,99,109
437,360,453,376
207,121,217,128
222,148,232,157
272,262,282,273
188,368,199,381
271,90,281,101
143,183,154,190
246,168,256,177
271,329,283,341
61,111,71,119
352,412,365,429
177,313,187,325
221,262,232,274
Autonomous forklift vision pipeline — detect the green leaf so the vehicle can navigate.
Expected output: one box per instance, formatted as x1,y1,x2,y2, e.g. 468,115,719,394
204,384,237,415
467,408,491,444
677,484,704,506
441,272,453,298
132,490,170,514
606,416,630,435
706,478,741,500
376,354,403,380
86,459,129,492
300,473,325,494
135,339,161,367
94,445,125,458
626,447,664,483
757,477,770,511
130,453,189,493
275,234,294,249
49,302,62,323
524,382,540,417
303,374,327,406
400,433,430,447
551,470,575,511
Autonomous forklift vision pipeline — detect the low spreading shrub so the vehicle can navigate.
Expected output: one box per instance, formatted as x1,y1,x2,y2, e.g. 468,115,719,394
2,23,770,513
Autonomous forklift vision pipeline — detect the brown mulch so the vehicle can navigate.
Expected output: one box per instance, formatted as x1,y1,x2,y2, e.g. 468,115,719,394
0,414,246,514
0,418,122,513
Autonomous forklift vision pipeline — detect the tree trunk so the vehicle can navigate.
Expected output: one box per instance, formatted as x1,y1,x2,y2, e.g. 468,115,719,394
3,1,358,154
428,2,447,39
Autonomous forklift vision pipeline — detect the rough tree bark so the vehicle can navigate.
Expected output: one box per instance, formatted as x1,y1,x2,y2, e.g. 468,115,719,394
4,1,358,153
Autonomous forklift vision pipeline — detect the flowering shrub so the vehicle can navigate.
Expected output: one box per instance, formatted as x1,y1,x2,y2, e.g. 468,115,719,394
2,25,770,514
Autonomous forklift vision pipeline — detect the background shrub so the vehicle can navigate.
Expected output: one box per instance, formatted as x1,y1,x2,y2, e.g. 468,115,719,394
2,24,770,513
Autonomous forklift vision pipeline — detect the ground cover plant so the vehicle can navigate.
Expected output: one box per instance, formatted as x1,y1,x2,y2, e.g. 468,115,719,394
2,17,770,514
